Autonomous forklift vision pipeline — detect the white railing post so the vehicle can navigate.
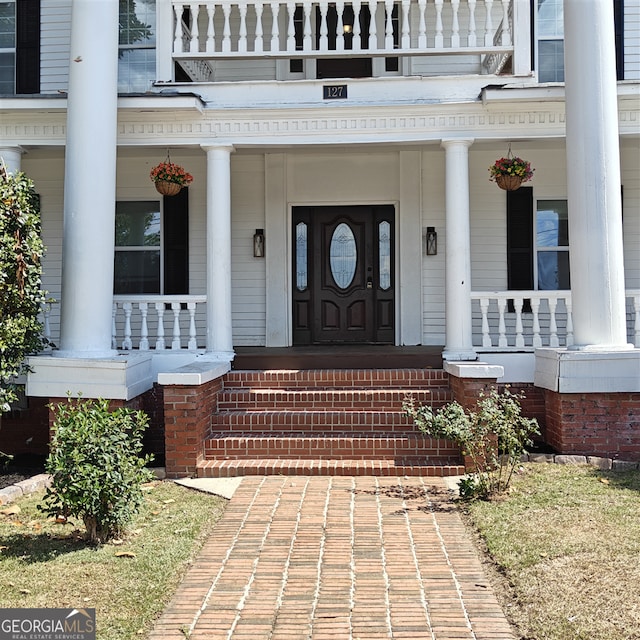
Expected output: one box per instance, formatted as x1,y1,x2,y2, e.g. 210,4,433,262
401,0,411,49
548,297,559,348
238,1,249,53
500,0,510,46
480,297,492,347
514,296,525,348
286,1,296,52
495,297,507,347
468,0,477,47
531,297,542,348
367,0,378,51
303,2,313,51
565,296,574,347
254,2,264,53
222,1,232,52
188,302,198,350
434,0,444,49
173,2,184,53
484,0,494,47
352,0,362,51
270,1,281,52
385,0,395,51
511,0,531,75
206,3,216,53
122,302,133,350
155,302,166,350
189,2,200,52
139,302,150,350
451,0,460,49
417,0,427,49
171,302,182,349
319,1,330,51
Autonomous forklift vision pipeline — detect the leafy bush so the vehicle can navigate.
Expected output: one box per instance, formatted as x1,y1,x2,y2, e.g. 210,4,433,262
404,387,540,499
0,166,48,415
40,397,154,544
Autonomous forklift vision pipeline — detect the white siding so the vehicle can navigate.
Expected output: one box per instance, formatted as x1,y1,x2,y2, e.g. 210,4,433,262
622,139,640,289
625,0,640,80
40,0,72,94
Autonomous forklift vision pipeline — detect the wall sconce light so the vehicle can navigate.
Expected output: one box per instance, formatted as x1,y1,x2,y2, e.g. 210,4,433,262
425,226,437,256
253,228,265,257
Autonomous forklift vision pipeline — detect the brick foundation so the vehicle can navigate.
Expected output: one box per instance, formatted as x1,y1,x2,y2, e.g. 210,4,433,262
448,375,498,410
544,390,640,461
163,377,223,478
0,397,50,456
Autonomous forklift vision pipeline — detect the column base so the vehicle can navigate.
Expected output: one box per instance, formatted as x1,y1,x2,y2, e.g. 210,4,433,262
442,349,478,362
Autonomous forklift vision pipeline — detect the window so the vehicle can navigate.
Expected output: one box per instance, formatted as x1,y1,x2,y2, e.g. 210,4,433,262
0,0,39,95
536,0,564,83
536,200,570,290
118,0,156,93
114,201,162,294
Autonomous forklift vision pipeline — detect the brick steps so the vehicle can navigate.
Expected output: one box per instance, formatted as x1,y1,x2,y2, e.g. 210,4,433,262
197,459,466,478
204,432,460,460
199,368,462,478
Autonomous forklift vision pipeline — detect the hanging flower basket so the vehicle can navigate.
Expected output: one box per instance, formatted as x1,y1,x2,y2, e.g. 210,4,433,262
154,180,183,196
489,150,534,191
495,174,524,191
150,157,193,197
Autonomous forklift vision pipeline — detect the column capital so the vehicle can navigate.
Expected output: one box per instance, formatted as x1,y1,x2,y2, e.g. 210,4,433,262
440,138,474,150
201,143,236,154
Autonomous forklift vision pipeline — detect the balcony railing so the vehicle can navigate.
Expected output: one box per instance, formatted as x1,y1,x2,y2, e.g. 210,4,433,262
471,290,640,351
169,0,515,77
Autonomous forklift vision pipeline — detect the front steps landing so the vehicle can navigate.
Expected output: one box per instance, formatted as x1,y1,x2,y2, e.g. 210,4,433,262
197,368,466,477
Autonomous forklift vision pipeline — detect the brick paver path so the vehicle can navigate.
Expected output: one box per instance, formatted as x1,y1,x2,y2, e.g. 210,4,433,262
149,476,515,639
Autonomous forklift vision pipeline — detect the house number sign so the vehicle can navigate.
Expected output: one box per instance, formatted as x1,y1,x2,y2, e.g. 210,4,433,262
323,85,347,99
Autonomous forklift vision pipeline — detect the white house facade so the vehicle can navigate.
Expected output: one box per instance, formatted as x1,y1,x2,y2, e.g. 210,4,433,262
1,0,639,476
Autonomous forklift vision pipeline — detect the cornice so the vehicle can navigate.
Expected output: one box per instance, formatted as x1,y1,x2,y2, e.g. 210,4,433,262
1,98,638,148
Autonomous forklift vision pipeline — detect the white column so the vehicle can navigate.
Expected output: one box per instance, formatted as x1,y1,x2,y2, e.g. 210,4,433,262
564,0,630,350
441,139,476,361
57,0,119,357
0,147,24,175
202,144,235,360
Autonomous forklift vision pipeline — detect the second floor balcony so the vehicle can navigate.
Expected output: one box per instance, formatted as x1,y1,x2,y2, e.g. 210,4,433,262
158,0,531,85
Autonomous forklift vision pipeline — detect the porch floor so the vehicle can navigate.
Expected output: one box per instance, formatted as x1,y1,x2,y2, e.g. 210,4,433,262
232,345,444,370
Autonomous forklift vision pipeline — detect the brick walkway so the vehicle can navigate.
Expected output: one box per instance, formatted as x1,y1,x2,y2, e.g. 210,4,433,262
149,476,515,640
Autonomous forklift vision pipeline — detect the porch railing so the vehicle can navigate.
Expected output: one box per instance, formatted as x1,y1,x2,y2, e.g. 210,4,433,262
471,290,640,351
112,295,207,351
39,289,640,356
170,0,514,61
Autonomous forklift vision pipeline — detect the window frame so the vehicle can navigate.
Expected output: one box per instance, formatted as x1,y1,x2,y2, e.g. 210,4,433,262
534,198,570,291
118,0,157,94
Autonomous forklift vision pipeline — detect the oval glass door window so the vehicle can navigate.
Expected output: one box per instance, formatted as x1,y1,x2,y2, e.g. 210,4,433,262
330,223,357,289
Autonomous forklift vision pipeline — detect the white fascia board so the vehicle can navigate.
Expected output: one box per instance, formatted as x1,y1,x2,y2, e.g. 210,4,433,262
118,93,205,114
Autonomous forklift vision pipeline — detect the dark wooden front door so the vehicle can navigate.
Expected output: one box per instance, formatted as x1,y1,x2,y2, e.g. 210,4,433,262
292,206,395,344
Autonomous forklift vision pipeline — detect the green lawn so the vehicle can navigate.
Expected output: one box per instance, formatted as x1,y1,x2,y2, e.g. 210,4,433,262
0,480,226,640
463,463,640,640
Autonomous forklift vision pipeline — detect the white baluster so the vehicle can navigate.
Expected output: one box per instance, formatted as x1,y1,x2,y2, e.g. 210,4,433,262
139,302,149,351
467,0,477,47
434,0,444,48
122,302,133,350
500,0,511,45
188,302,198,350
286,1,296,52
189,2,200,52
335,0,345,51
565,296,574,347
401,0,410,49
531,297,542,348
514,297,525,348
155,302,166,350
303,2,313,51
171,302,182,350
222,2,232,52
42,303,52,344
173,3,184,53
112,302,118,350
451,0,460,48
367,0,377,51
206,3,216,53
270,1,280,53
238,1,248,52
484,0,494,47
548,297,559,348
480,298,492,347
254,2,264,53
384,0,394,51
319,1,329,52
352,0,362,51
497,297,508,347
417,0,427,49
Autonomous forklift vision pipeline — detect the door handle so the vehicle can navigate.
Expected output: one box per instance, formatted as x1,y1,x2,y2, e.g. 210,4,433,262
366,277,373,289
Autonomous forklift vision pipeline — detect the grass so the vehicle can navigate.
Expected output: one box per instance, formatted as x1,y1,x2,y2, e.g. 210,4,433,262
462,462,640,640
0,480,227,640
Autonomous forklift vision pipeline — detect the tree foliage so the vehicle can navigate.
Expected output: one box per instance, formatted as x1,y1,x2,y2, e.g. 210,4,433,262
0,165,48,414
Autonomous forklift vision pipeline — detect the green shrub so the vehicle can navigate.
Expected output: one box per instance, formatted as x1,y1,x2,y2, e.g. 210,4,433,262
40,397,154,544
403,387,540,499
